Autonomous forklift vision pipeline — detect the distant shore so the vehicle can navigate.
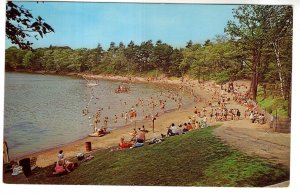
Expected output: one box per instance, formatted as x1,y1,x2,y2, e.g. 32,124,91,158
8,69,194,85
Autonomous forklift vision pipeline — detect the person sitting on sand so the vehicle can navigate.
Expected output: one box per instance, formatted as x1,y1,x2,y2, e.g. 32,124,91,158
119,137,134,149
131,128,148,148
98,127,110,137
53,159,66,175
183,123,189,133
178,124,184,135
64,159,76,173
129,128,137,141
140,125,149,132
195,121,199,129
201,115,208,128
187,122,193,131
135,128,146,143
167,123,179,136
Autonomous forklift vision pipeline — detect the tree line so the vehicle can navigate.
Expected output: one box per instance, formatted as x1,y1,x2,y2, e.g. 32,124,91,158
5,5,292,104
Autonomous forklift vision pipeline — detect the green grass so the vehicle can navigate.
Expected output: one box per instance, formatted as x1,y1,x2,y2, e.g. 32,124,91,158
27,126,289,186
257,87,289,117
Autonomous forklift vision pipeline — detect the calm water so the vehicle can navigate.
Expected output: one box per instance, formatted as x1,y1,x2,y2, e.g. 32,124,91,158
4,72,193,159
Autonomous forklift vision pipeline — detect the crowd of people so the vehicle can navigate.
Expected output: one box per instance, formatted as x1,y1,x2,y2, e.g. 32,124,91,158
115,79,271,151
48,77,275,179
52,150,77,175
118,126,149,149
81,79,189,136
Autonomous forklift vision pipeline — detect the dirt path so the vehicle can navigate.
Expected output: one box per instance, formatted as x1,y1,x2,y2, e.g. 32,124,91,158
213,119,290,167
211,80,290,168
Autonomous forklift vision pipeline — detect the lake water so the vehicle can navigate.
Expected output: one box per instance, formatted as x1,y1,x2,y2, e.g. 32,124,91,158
4,72,193,159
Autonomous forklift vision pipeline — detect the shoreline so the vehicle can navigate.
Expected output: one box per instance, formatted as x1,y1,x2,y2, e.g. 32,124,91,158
7,71,218,167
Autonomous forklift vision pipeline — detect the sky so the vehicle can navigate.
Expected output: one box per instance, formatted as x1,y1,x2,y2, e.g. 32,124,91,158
5,2,237,50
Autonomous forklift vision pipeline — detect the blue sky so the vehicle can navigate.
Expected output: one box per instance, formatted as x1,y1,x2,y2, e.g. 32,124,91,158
5,2,237,49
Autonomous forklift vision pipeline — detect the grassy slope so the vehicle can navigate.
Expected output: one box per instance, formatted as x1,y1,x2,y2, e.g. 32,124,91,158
256,87,289,117
28,126,289,186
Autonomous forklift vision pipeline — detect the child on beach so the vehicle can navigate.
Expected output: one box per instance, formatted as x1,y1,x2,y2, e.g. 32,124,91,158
58,150,64,161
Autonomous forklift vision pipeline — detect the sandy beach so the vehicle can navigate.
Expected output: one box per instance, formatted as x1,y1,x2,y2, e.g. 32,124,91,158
8,74,290,171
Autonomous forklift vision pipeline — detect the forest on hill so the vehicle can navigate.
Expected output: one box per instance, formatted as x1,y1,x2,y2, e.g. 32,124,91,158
5,5,292,116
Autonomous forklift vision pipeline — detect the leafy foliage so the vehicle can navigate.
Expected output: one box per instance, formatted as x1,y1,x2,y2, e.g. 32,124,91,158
225,5,292,102
6,1,54,49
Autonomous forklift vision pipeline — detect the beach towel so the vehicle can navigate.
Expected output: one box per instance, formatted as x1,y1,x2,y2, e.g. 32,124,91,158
12,166,23,176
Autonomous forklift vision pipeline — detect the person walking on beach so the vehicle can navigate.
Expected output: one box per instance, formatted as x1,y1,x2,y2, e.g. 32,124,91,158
104,117,108,128
236,109,241,120
114,115,118,123
124,111,128,124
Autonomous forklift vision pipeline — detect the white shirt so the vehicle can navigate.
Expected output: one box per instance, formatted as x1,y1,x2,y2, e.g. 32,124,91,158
58,153,64,160
170,125,178,134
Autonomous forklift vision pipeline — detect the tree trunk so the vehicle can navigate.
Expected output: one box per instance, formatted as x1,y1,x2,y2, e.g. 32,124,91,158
272,41,285,99
250,49,259,102
262,83,267,100
251,71,258,102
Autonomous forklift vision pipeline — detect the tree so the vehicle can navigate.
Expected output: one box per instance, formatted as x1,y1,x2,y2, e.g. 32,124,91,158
5,46,27,70
136,40,154,72
225,5,269,101
124,41,138,73
6,1,54,49
186,40,193,48
22,50,34,68
204,39,212,47
226,5,292,102
263,6,293,100
180,43,201,77
152,41,173,73
169,48,183,77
